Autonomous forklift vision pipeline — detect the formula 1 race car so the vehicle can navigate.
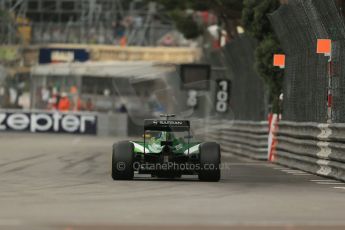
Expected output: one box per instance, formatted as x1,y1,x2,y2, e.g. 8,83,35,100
111,115,221,181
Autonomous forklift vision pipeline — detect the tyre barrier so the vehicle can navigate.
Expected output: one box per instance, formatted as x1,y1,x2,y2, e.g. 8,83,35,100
192,120,268,160
275,121,345,181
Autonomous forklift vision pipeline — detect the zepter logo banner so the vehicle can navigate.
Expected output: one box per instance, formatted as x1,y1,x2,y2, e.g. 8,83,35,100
0,111,97,135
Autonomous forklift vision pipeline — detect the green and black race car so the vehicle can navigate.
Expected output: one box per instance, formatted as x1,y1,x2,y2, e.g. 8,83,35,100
111,115,221,181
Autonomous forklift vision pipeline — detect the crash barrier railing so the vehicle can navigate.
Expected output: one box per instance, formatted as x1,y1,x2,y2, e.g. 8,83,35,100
192,120,268,160
275,121,345,181
192,119,345,181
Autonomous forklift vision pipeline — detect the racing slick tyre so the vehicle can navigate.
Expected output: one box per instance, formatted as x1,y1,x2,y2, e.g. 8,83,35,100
198,142,221,182
112,141,134,180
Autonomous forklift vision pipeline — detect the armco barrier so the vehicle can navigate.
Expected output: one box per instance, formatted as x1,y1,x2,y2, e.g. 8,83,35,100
193,119,345,181
193,120,268,160
275,121,345,181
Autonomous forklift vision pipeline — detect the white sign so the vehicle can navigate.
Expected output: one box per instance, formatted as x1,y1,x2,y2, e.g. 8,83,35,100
0,111,97,134
216,80,230,113
51,51,75,62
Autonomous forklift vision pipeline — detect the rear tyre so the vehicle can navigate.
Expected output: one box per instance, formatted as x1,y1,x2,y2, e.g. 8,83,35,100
198,142,221,182
112,141,134,180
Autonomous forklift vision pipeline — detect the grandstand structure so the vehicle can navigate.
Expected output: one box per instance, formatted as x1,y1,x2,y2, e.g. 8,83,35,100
0,1,22,45
0,0,198,111
0,0,175,46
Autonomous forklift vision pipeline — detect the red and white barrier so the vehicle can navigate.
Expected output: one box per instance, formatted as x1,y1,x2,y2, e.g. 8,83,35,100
268,113,279,162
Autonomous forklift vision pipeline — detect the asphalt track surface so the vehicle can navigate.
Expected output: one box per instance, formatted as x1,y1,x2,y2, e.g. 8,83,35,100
0,133,345,230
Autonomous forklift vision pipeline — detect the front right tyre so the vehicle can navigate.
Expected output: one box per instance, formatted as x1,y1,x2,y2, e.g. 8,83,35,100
198,142,221,182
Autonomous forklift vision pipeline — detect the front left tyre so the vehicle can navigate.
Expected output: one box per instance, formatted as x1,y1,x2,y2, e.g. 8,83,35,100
112,141,134,180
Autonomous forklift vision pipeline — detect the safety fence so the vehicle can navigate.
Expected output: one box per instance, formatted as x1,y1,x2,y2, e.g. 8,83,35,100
193,120,268,160
224,36,267,121
269,0,345,123
274,121,345,181
203,35,267,121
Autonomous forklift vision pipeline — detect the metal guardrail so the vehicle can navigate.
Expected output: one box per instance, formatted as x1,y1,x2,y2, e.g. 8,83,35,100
193,120,268,160
275,121,345,181
193,119,345,181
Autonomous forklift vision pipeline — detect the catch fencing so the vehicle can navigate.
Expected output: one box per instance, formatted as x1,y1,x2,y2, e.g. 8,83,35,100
204,36,267,121
269,0,345,123
224,36,268,121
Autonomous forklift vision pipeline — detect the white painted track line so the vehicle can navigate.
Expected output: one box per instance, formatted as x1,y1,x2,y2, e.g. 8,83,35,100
311,179,338,182
281,169,302,172
292,174,311,176
280,169,311,176
282,170,304,173
273,167,287,170
334,187,345,190
316,182,345,185
272,167,312,176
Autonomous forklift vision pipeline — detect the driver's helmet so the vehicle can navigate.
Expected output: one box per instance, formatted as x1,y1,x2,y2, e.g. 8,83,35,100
150,131,176,143
150,131,165,143
147,132,166,153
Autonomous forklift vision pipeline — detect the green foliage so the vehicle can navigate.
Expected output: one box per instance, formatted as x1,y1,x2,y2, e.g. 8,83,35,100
152,0,208,39
255,35,283,112
170,11,202,39
152,0,209,11
242,0,259,37
154,0,243,39
244,0,280,39
242,0,283,113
